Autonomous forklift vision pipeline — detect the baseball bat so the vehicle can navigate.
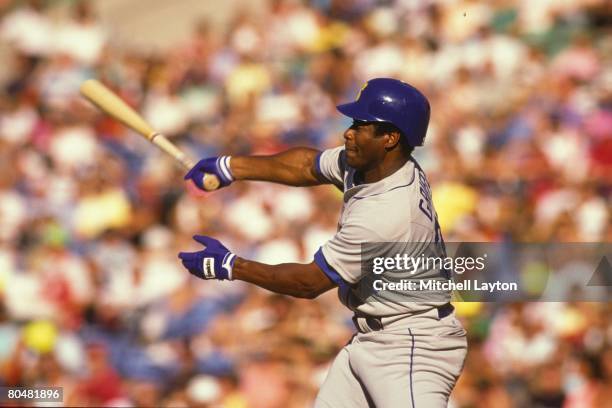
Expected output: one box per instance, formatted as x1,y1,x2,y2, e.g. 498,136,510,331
79,79,220,191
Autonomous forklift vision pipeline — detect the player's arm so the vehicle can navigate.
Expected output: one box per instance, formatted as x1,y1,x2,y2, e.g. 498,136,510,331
184,147,326,190
231,148,323,186
178,235,336,298
232,258,335,299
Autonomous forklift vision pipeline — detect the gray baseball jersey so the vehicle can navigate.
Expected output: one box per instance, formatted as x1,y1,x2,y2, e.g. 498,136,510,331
313,146,451,316
312,146,467,408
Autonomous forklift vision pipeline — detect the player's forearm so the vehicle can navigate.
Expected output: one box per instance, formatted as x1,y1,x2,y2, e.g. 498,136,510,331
232,258,334,299
230,148,323,186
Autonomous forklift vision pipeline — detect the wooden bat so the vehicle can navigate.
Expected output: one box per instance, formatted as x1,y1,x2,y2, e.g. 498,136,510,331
79,79,220,191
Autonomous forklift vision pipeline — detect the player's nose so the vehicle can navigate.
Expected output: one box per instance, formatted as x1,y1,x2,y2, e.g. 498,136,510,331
343,128,355,141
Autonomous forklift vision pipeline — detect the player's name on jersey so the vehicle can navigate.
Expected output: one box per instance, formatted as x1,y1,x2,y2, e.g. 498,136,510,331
372,279,518,293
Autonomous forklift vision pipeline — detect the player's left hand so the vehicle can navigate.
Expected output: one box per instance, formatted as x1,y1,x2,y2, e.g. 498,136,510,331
178,235,236,280
185,156,234,191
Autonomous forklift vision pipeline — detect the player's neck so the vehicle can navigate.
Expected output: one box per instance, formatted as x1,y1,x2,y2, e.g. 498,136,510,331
360,155,409,184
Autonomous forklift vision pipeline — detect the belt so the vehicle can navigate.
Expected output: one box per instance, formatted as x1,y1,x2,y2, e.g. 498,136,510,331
352,303,455,333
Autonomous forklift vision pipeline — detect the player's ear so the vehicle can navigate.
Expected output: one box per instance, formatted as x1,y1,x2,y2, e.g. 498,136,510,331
384,131,401,150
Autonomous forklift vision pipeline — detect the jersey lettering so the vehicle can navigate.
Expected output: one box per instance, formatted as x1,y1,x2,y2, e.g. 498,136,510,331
417,168,446,249
417,170,434,221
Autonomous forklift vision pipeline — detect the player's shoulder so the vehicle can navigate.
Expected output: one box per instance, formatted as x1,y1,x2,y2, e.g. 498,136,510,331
319,145,346,168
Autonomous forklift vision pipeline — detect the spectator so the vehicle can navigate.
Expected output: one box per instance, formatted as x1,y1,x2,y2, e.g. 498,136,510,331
0,1,609,406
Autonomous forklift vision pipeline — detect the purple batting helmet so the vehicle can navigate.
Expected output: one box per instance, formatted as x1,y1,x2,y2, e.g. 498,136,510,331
337,78,431,146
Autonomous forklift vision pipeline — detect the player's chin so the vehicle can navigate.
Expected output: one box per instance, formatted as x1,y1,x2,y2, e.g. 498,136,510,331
345,150,361,167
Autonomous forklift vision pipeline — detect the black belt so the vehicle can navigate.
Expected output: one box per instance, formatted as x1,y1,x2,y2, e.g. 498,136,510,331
437,302,455,319
352,303,455,333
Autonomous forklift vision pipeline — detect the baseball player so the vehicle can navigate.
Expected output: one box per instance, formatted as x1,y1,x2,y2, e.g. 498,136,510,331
179,78,467,407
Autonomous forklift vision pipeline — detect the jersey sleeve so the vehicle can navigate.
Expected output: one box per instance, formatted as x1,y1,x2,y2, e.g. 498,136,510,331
315,222,381,285
315,146,346,187
314,219,441,286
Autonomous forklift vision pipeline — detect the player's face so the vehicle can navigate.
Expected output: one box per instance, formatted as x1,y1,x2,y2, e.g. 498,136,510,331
344,121,387,170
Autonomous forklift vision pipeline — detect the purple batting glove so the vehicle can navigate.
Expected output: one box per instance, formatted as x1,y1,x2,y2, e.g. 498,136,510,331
178,235,236,280
184,156,234,191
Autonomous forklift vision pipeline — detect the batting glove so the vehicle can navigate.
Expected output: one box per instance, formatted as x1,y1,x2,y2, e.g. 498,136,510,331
184,156,234,191
178,235,237,280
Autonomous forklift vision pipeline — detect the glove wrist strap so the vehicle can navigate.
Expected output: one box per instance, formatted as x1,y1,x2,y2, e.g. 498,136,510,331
222,252,237,281
218,156,234,182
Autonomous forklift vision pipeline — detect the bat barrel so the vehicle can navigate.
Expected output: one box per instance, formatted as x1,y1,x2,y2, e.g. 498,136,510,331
79,79,220,191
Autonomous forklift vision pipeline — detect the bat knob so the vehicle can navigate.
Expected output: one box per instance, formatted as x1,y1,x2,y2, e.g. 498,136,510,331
203,174,221,191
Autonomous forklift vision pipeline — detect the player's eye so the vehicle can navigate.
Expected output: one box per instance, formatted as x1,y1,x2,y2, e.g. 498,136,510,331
351,120,367,130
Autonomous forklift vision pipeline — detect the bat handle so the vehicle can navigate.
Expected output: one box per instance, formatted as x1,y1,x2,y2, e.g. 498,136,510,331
181,157,221,192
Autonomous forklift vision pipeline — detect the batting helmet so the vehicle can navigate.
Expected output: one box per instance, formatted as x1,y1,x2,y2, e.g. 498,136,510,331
336,78,430,147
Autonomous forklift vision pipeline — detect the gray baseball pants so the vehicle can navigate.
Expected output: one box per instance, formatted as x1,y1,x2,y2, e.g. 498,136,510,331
315,306,467,408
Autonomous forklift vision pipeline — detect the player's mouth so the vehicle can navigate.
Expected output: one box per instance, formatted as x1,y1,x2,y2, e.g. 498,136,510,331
345,144,358,154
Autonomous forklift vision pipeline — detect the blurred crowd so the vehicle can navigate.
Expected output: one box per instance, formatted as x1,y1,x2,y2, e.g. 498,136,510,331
0,0,610,406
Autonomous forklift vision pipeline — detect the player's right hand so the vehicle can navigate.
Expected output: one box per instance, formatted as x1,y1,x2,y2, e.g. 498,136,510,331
185,156,234,191
178,235,236,280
